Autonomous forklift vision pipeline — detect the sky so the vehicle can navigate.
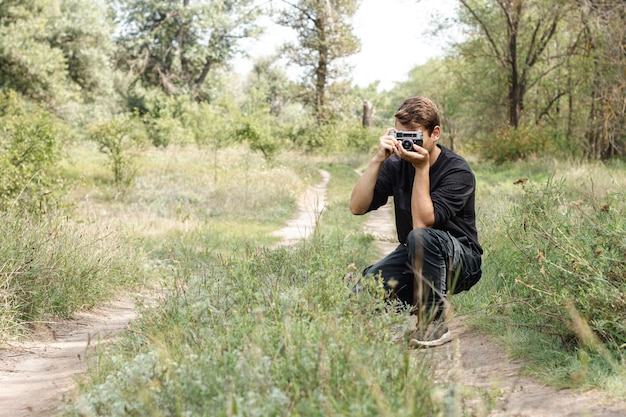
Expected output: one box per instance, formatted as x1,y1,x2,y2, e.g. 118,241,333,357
233,0,458,91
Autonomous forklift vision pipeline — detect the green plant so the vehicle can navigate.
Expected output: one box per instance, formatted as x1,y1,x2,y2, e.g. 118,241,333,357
0,209,152,340
480,124,551,164
508,179,626,352
0,92,66,212
88,115,147,188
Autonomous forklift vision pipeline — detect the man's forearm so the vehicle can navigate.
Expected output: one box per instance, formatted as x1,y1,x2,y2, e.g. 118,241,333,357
411,168,435,228
350,158,384,215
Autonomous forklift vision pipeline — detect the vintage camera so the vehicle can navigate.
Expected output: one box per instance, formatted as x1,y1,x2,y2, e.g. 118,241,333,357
390,130,423,151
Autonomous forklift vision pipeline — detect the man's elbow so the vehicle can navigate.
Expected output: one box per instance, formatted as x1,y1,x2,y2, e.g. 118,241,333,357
350,202,367,215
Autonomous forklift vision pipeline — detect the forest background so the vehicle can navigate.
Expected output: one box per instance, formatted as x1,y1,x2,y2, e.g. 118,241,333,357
1,0,625,415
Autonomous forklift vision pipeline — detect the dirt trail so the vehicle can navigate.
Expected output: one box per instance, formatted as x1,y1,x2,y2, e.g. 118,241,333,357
0,170,331,417
2,169,624,417
0,298,141,416
366,201,626,417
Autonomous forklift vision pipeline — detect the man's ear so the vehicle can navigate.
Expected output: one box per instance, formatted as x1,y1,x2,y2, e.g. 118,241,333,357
432,125,441,141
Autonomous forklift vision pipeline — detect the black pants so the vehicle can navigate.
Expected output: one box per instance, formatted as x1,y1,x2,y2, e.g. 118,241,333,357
363,228,482,319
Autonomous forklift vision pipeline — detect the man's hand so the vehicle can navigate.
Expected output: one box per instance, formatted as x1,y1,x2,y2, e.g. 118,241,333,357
394,141,430,170
374,128,400,162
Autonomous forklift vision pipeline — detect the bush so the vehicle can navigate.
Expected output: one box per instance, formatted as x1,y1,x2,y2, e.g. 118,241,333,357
0,92,66,212
505,179,626,354
480,124,551,164
288,119,378,154
88,115,147,188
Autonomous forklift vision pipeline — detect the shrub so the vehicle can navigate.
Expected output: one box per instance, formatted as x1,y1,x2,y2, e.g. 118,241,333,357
88,115,147,188
505,179,626,354
0,92,66,212
480,124,551,164
288,119,378,154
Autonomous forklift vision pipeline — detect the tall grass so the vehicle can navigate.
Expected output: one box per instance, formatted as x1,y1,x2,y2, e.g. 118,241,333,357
63,159,457,416
0,209,151,341
456,157,626,394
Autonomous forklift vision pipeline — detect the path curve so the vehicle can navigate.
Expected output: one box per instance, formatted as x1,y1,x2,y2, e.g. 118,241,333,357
271,169,330,247
0,297,141,416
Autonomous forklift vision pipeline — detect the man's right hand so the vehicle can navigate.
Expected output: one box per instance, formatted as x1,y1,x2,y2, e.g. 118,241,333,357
374,128,400,162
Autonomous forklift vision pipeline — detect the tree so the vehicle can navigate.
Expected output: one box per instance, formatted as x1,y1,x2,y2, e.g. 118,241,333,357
113,0,261,102
277,0,360,123
47,0,116,103
245,55,293,117
457,0,577,129
0,0,71,104
575,0,626,159
0,0,116,107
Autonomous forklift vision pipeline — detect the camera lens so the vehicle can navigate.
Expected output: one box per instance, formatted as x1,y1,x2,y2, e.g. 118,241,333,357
401,138,414,150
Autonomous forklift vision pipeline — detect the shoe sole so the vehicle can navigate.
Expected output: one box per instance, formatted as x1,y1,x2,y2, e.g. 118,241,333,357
408,330,452,348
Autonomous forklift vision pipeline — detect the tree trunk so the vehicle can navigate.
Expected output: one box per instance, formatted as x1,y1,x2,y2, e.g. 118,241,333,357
362,100,372,127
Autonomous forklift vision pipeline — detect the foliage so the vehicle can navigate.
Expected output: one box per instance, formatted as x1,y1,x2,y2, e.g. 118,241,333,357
574,0,626,159
286,118,378,154
113,0,261,101
424,0,626,160
479,124,553,164
456,0,578,129
135,90,195,147
46,0,116,102
88,114,147,188
245,55,295,117
486,177,626,357
0,209,151,340
0,92,66,212
277,0,360,123
234,120,281,160
0,0,71,104
0,0,116,106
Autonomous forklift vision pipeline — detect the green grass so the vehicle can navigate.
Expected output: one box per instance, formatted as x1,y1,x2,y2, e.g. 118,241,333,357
4,138,626,413
454,156,626,397
63,155,448,416
0,210,152,341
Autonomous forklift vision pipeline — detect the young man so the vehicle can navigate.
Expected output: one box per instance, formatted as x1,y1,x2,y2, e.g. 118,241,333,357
350,96,482,347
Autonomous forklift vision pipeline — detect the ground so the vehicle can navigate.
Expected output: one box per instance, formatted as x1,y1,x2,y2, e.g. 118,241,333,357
0,170,624,416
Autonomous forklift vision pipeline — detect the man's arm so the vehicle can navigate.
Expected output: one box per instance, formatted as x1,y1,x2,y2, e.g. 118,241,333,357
350,158,384,215
411,165,435,228
350,130,397,215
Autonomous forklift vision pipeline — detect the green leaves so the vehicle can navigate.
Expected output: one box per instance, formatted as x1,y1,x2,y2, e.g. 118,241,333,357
0,92,65,211
114,0,261,101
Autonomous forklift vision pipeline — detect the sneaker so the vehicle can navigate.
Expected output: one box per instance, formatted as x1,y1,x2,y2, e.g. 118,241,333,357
408,320,452,348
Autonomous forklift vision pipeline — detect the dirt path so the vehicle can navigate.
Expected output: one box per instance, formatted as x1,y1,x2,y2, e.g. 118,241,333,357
271,169,330,247
2,170,624,417
365,201,626,417
0,170,331,417
0,298,141,416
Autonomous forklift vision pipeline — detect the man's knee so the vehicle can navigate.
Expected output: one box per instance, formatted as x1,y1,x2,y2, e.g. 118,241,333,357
407,228,447,253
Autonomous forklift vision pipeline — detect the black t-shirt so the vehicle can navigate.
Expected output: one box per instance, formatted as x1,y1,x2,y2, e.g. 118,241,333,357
367,145,482,254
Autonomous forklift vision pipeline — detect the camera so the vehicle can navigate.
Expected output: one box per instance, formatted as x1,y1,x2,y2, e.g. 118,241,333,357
389,130,423,151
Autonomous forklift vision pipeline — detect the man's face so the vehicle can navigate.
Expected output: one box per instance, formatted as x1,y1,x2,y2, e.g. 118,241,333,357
394,121,440,153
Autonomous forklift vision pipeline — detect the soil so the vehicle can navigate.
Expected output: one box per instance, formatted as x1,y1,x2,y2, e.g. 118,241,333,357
1,169,625,417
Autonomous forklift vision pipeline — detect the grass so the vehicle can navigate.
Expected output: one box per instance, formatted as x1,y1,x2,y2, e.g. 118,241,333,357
0,209,152,341
3,139,626,413
455,156,626,396
62,151,448,416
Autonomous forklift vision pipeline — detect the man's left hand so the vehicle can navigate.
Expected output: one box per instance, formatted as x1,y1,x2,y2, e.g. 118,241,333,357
394,142,429,169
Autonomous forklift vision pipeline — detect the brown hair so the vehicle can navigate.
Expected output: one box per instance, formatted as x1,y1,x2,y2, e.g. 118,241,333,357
394,96,440,135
